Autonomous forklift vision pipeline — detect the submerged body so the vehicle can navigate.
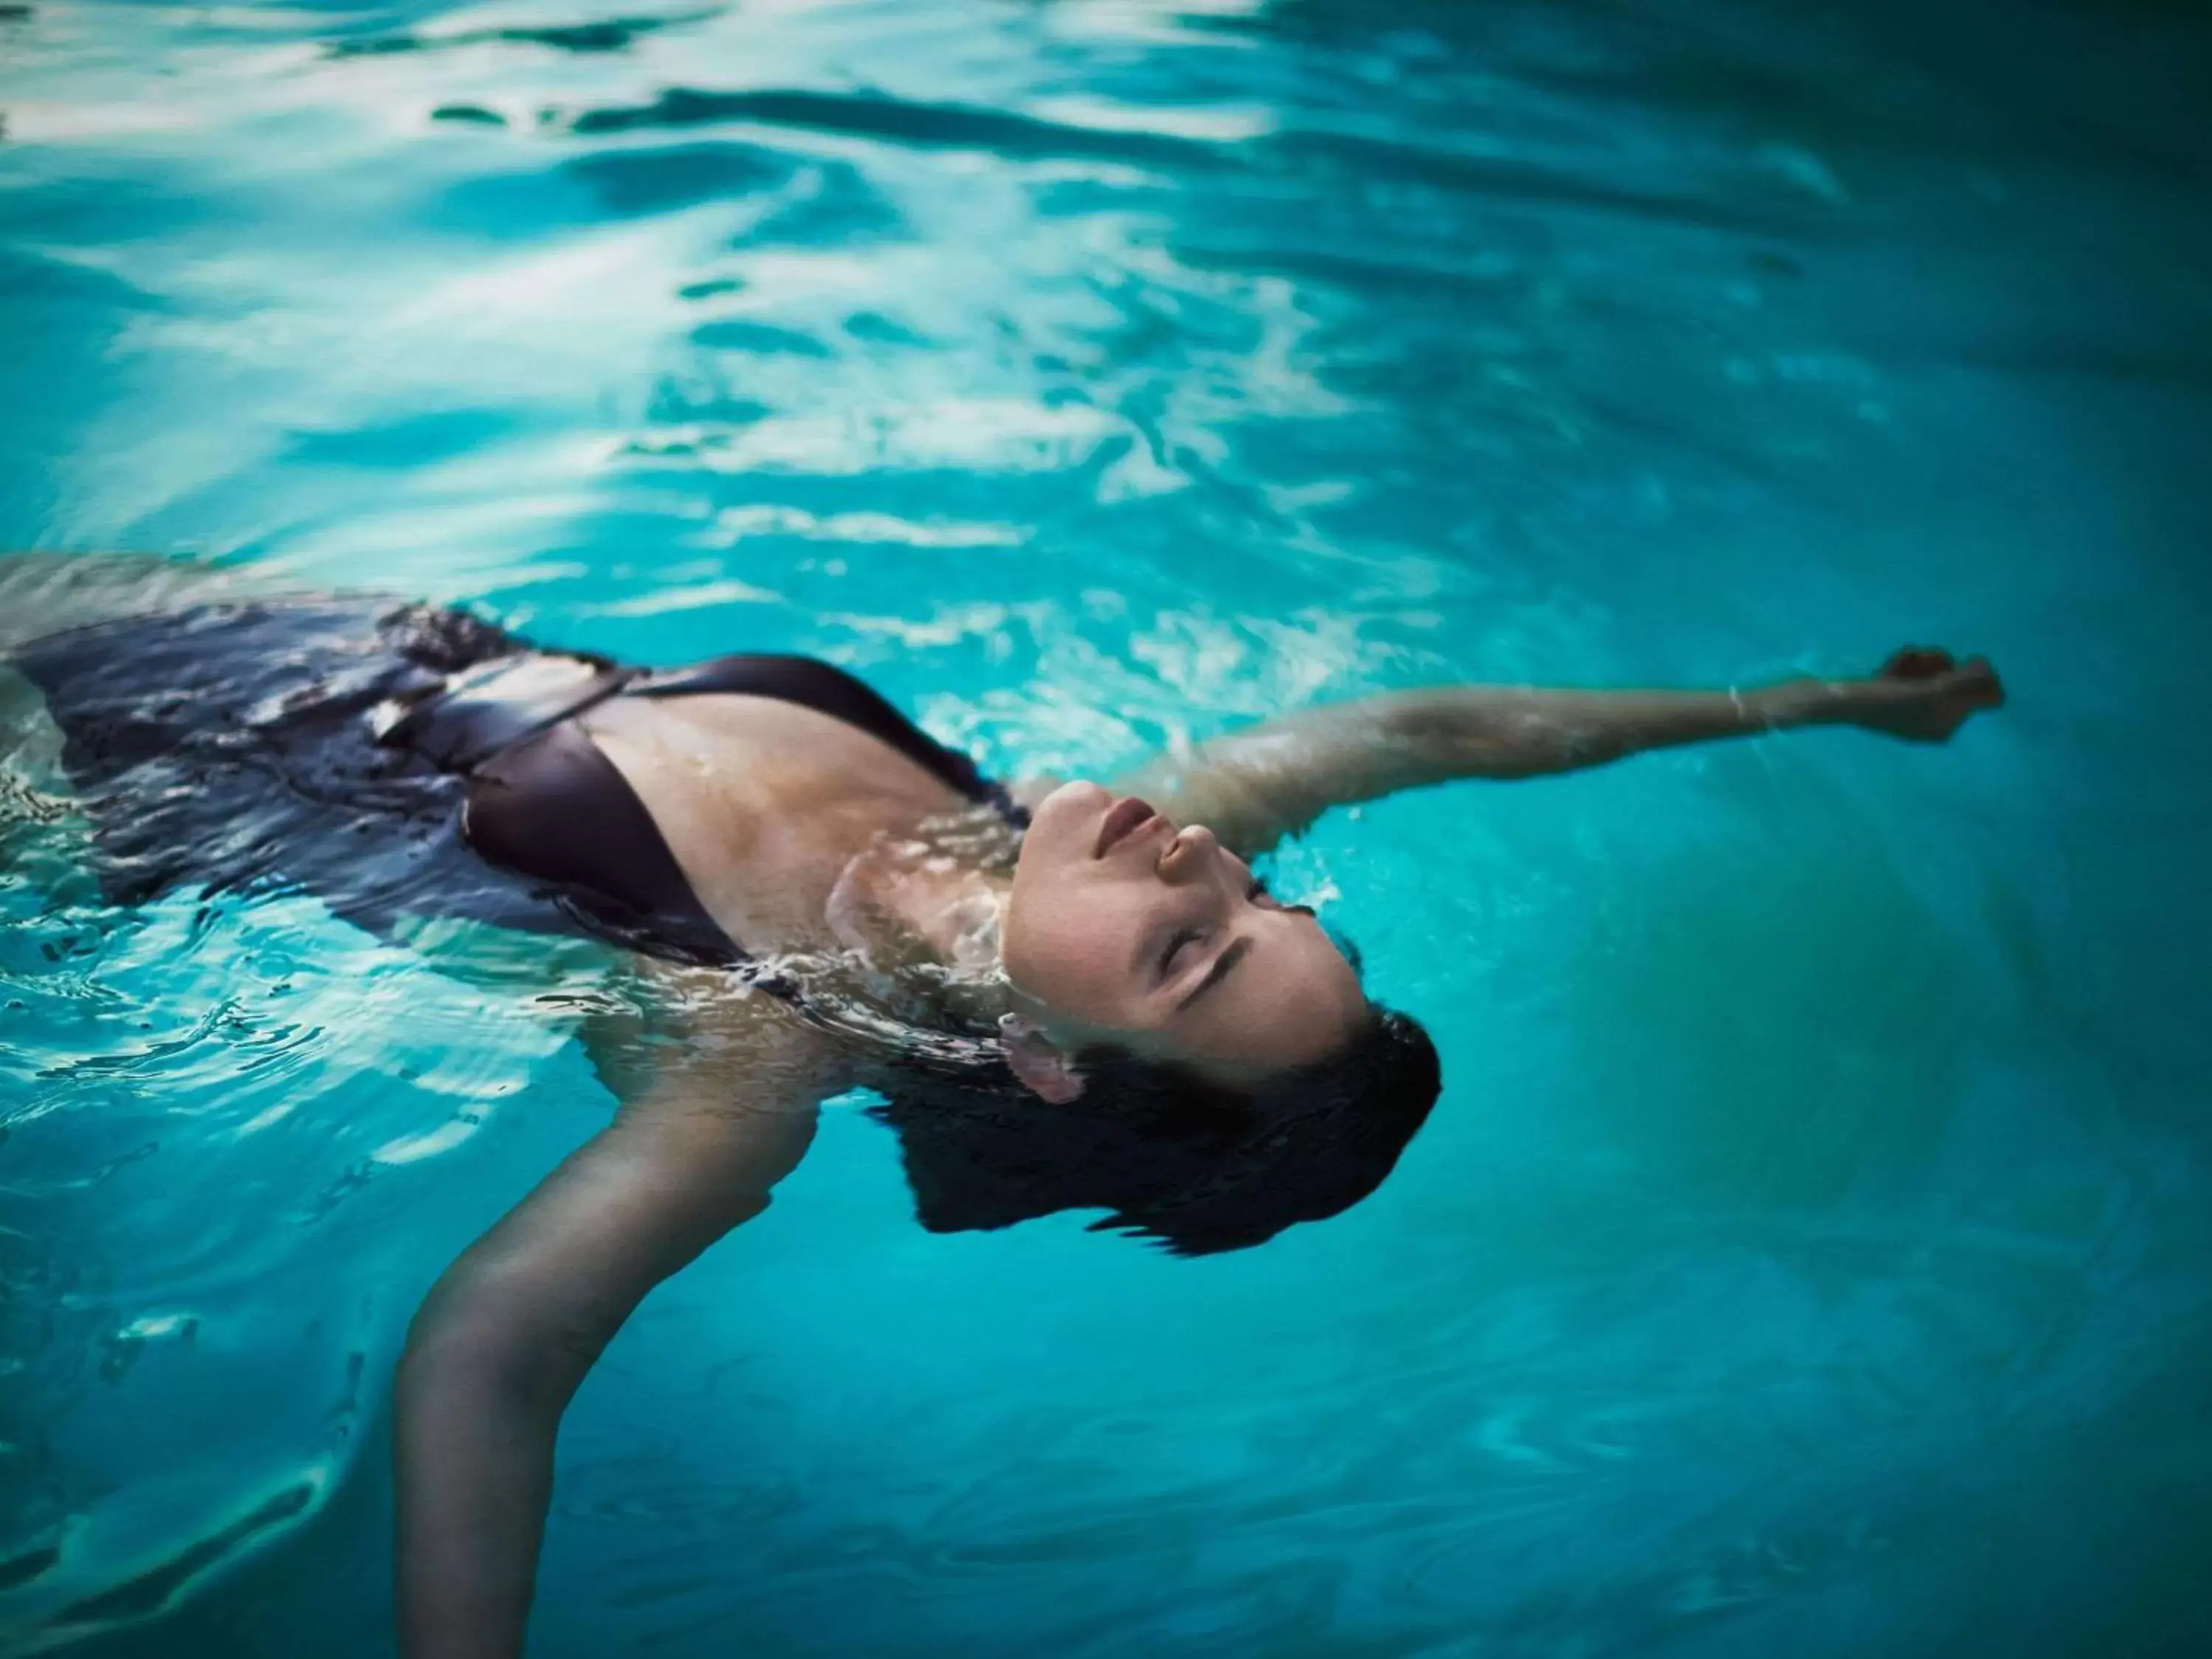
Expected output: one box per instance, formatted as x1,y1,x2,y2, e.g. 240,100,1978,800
0,554,2003,1659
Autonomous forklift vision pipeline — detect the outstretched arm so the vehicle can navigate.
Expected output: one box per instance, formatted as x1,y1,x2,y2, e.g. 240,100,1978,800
394,1019,823,1659
1118,647,2003,856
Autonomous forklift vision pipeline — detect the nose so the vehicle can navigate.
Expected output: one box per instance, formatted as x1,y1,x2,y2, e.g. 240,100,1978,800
1158,822,1218,879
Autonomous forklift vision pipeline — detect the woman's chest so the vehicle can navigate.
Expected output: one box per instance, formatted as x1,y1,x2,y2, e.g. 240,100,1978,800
577,693,974,947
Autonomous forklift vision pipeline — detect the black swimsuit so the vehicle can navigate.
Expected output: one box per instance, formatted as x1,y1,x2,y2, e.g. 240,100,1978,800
10,597,1024,966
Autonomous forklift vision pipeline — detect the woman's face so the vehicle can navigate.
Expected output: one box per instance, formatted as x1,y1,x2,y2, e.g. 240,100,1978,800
1001,780,1368,1085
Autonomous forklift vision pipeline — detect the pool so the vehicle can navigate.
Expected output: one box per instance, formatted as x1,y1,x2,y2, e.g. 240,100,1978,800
4,0,2211,1654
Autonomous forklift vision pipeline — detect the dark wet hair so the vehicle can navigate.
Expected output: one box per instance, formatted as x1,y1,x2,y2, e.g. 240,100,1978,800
865,1006,1441,1256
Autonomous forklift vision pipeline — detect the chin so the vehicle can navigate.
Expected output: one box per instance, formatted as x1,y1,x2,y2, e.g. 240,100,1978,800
1023,779,1107,849
1008,779,1104,900
1037,777,1110,815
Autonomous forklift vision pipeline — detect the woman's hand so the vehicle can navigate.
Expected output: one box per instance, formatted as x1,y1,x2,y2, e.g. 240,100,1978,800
1848,647,2006,743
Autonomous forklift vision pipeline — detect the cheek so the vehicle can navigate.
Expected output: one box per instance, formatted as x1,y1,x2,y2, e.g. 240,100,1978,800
1004,882,1137,1010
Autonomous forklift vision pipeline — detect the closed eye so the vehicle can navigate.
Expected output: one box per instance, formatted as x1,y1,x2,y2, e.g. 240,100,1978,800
1158,926,1203,977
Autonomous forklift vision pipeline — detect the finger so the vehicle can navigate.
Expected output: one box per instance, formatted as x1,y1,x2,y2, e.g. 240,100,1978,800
1957,657,2006,706
1883,646,1956,679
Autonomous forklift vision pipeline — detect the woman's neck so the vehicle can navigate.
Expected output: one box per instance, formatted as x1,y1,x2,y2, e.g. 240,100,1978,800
812,829,1015,1029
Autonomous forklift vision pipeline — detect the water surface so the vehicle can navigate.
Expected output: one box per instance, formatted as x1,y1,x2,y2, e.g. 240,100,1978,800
4,1,2211,1655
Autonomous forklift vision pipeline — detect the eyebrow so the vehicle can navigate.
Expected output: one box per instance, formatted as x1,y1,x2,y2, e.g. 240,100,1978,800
1176,935,1253,1012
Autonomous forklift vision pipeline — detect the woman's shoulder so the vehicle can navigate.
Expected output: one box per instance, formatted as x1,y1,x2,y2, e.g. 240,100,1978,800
582,956,852,1118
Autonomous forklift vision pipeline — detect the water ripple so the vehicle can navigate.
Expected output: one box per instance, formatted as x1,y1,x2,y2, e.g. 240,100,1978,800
327,10,722,61
559,86,1240,172
6,0,2212,1654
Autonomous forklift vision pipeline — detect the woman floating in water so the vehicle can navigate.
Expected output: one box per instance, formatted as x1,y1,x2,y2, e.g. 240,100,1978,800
1,554,2002,1658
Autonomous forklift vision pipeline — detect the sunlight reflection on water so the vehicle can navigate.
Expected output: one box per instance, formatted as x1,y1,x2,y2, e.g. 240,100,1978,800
4,0,2212,1653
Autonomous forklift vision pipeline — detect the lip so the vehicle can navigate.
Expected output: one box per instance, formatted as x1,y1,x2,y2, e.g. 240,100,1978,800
1094,794,1161,858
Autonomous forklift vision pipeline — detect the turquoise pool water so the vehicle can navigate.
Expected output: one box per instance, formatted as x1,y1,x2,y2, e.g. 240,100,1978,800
4,1,2211,1654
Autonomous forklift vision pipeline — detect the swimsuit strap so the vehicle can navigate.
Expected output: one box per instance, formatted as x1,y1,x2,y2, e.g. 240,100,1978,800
375,652,638,771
